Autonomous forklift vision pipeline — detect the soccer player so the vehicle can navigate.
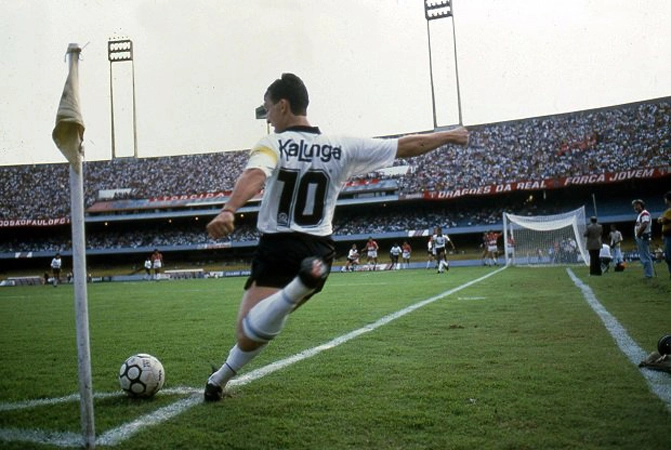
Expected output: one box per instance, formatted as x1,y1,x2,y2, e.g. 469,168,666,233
344,244,360,272
151,249,163,280
364,237,379,270
401,241,412,269
632,199,653,278
484,230,502,266
50,253,62,287
433,226,455,274
389,242,402,270
506,235,516,265
204,73,469,401
144,257,152,280
426,236,435,269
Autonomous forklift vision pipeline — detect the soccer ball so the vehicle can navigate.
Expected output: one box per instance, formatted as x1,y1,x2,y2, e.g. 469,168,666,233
118,353,165,398
658,334,671,356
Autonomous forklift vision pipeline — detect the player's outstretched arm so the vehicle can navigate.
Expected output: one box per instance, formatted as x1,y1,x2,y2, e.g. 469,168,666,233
207,168,266,239
396,126,469,159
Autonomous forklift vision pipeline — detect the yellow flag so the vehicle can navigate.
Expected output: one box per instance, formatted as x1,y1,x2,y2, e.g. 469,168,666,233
52,44,85,171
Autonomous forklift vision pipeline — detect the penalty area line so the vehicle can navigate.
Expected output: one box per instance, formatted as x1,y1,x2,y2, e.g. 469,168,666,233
0,266,506,448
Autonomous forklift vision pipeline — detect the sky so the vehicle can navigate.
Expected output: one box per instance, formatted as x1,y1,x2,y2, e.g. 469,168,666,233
0,0,670,166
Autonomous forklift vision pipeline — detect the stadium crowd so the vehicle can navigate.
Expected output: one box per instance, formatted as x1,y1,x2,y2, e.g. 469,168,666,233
392,100,670,193
1,99,669,223
0,203,524,253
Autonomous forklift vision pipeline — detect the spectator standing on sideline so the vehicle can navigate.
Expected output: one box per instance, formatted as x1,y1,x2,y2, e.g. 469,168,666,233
632,199,653,278
50,253,62,287
608,224,624,267
584,216,603,276
657,191,671,279
203,72,469,401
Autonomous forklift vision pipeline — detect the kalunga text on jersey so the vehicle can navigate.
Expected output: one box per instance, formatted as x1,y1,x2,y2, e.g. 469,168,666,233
278,138,343,163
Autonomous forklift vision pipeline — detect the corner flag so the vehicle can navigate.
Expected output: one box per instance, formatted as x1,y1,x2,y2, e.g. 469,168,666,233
53,44,85,170
53,43,96,449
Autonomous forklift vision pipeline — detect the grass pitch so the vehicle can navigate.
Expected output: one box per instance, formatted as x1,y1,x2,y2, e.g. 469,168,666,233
0,265,670,449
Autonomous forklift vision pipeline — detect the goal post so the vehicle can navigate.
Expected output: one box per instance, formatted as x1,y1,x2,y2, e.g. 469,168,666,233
503,206,588,266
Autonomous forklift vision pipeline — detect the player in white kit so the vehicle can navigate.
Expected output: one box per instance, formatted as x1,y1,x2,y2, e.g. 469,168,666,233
204,73,469,401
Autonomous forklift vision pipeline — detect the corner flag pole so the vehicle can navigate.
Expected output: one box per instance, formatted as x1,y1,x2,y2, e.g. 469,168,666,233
52,43,96,449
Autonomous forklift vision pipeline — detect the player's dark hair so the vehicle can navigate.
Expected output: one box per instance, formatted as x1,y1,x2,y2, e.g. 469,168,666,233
266,73,309,116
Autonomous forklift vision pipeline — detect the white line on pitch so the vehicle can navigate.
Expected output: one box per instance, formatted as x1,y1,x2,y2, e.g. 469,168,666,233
566,268,671,412
0,266,507,448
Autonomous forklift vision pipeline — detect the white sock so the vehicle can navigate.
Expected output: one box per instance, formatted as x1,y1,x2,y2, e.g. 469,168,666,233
242,276,314,343
208,344,264,387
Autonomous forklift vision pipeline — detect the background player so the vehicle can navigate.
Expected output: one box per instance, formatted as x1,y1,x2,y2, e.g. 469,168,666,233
433,226,455,274
364,237,379,271
426,236,435,269
484,230,502,266
401,241,412,269
50,253,62,287
343,244,360,272
151,248,163,280
389,242,402,270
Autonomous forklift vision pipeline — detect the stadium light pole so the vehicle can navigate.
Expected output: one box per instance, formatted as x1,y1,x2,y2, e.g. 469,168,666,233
424,0,463,128
107,39,139,159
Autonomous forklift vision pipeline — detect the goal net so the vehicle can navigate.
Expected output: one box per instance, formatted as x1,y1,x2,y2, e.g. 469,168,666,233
503,206,588,266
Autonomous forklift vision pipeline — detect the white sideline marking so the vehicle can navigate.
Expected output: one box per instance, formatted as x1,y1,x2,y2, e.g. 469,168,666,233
567,269,671,412
0,267,506,447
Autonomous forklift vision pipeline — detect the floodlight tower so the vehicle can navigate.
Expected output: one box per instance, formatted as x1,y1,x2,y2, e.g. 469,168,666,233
107,39,138,158
424,0,463,128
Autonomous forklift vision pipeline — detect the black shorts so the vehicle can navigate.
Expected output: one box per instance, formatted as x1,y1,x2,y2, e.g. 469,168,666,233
245,233,336,292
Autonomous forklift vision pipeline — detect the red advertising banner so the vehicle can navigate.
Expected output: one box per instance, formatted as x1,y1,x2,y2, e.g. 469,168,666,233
411,167,669,201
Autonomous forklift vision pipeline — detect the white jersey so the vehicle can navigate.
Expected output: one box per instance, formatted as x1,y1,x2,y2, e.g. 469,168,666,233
51,257,62,270
634,210,651,236
433,234,448,250
247,126,397,235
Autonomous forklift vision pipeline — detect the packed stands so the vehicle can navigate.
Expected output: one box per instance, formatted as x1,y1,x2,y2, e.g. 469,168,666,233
1,98,669,268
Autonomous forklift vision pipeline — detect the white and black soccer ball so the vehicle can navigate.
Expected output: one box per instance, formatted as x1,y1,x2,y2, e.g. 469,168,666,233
119,353,165,398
